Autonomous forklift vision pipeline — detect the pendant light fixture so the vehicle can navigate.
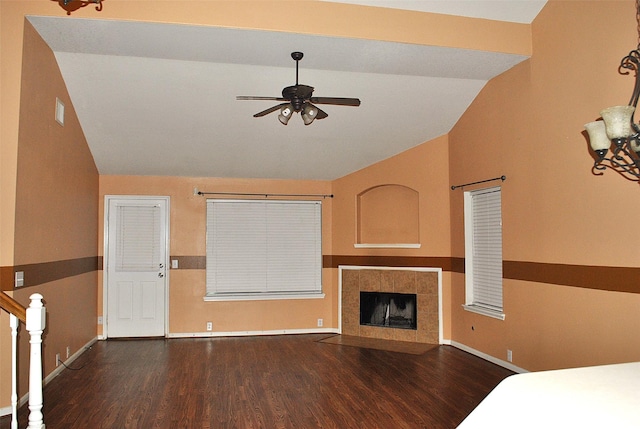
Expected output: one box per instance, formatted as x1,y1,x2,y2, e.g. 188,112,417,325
584,0,640,180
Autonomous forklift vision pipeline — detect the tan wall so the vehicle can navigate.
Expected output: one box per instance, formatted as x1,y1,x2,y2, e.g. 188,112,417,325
448,0,640,371
331,136,453,339
99,176,334,334
3,20,99,403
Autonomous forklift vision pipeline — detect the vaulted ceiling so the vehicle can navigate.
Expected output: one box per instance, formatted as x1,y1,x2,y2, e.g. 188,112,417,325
28,1,546,180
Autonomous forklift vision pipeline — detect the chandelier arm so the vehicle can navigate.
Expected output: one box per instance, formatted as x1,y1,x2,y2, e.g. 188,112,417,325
594,157,640,179
620,49,640,108
591,139,640,179
611,142,636,161
609,146,640,177
592,161,607,173
61,0,102,11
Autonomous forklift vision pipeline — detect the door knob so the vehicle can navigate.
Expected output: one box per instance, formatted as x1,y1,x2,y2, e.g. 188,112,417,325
158,272,164,278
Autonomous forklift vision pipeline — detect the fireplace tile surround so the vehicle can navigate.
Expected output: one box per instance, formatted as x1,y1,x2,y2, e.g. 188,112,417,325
341,267,440,344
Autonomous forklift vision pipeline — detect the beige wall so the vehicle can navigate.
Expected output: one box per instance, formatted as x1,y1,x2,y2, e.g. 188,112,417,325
99,176,334,334
2,20,99,402
331,136,453,338
448,0,640,370
331,0,640,371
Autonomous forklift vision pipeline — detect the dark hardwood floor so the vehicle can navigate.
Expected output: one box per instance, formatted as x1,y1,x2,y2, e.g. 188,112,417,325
1,334,513,428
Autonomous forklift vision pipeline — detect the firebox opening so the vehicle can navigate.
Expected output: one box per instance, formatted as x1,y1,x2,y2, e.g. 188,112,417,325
360,292,417,330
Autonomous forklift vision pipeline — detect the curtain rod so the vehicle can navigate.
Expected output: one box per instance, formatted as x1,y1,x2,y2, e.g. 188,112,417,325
451,175,506,191
196,190,333,199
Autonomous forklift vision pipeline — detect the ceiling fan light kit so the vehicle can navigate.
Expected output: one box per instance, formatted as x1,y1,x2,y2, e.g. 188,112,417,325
237,51,360,126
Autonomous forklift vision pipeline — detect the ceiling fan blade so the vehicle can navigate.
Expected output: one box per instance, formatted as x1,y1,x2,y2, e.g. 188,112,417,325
315,106,328,120
253,103,290,118
237,96,287,101
310,97,361,107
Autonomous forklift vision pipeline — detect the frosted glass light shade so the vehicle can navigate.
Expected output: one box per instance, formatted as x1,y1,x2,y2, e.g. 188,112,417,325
584,120,611,151
301,104,317,125
600,105,635,139
278,105,293,125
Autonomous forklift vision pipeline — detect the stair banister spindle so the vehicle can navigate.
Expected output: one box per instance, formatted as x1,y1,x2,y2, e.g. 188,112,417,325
25,293,46,429
10,314,18,429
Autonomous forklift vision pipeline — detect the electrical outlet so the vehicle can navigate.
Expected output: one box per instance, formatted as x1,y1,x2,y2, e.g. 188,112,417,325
317,318,323,327
206,322,213,331
66,346,71,359
56,353,61,367
507,349,513,363
97,316,103,325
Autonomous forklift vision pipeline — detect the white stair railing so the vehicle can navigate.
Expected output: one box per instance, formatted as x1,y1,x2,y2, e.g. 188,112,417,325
26,293,46,429
10,314,18,429
1,292,46,429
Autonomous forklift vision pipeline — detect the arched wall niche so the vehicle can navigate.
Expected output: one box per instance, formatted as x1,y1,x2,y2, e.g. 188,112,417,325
356,184,420,246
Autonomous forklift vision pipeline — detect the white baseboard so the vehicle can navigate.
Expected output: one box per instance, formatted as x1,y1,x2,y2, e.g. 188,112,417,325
448,340,528,374
1,336,99,417
166,327,340,339
44,336,99,385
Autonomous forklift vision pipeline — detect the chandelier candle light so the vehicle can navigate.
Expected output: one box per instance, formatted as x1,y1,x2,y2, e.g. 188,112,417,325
584,0,640,180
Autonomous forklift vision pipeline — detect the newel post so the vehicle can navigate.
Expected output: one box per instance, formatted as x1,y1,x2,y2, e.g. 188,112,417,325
25,293,46,429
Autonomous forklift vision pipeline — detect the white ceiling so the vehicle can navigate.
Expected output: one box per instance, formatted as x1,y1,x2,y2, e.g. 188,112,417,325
27,1,545,181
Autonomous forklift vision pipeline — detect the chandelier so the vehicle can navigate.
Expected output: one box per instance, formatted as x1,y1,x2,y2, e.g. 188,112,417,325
61,0,102,12
584,0,640,180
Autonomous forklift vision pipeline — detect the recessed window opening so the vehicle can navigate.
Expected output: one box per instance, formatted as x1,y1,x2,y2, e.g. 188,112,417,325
463,186,504,320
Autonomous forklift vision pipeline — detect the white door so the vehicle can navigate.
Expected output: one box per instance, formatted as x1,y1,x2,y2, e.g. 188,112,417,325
106,197,169,338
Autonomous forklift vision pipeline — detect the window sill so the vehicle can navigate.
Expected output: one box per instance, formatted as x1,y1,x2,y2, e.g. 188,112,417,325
204,292,325,302
354,243,421,249
462,304,505,320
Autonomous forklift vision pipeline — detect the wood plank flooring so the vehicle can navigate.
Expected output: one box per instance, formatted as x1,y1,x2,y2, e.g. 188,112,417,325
1,334,514,428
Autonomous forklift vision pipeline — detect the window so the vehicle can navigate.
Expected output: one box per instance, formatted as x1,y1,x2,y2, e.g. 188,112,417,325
463,187,504,320
205,199,323,300
116,204,162,272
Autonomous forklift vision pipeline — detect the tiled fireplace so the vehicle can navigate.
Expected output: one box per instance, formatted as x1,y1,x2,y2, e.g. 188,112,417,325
341,267,440,344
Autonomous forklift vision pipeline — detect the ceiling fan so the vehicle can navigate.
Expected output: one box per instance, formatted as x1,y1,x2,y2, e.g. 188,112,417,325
236,51,361,125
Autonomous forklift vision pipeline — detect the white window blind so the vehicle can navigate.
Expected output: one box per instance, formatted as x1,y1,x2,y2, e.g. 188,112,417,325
115,204,162,272
206,199,322,299
464,187,504,318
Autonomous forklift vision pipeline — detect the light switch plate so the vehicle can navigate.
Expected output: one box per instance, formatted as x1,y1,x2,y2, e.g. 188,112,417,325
15,271,24,287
